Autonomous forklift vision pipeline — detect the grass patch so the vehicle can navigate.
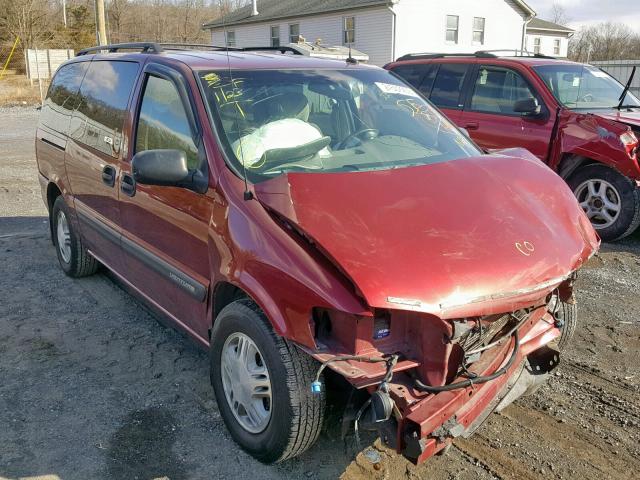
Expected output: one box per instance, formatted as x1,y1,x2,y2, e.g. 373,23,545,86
0,74,48,106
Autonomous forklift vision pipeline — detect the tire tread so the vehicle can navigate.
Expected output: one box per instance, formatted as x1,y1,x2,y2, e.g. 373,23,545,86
216,299,325,462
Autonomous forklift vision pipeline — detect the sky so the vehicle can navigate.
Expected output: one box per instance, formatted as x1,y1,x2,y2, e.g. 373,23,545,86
526,0,640,32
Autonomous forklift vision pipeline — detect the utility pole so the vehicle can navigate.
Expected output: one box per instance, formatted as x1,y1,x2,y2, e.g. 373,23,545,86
95,0,108,45
62,0,67,28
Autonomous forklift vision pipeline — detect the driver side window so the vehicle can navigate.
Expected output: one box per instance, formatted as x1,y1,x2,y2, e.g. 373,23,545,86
136,75,199,169
471,67,536,115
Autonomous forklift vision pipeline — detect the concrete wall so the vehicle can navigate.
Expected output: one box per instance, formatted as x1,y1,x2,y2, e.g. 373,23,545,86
25,49,74,80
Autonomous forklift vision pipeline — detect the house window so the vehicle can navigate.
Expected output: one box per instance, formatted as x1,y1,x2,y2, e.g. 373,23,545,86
270,25,280,47
473,17,485,45
553,39,560,55
533,37,541,54
446,15,459,44
289,23,300,43
226,30,236,47
343,16,355,44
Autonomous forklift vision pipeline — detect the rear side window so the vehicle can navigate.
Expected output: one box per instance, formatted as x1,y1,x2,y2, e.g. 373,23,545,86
135,75,199,169
470,67,536,115
40,62,88,136
391,64,436,97
69,60,139,157
430,63,469,109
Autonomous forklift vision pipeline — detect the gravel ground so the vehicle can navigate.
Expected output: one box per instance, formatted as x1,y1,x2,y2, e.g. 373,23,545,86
1,107,639,480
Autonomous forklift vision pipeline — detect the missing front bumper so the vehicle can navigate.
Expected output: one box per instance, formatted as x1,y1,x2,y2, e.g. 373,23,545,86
401,343,561,464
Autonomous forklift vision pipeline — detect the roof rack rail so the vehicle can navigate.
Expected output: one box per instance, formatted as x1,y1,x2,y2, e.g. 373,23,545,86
76,42,306,57
241,46,303,55
160,43,242,52
395,51,497,61
77,42,163,56
476,49,558,60
396,50,559,62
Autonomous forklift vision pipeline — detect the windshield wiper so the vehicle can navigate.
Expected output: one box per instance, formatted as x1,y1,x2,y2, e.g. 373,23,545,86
617,66,636,110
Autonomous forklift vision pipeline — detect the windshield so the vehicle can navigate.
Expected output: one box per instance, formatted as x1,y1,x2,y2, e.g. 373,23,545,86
198,68,480,182
533,64,640,109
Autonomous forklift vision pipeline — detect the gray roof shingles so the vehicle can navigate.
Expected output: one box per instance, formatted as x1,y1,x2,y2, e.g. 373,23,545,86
204,0,392,28
203,0,538,29
527,18,574,33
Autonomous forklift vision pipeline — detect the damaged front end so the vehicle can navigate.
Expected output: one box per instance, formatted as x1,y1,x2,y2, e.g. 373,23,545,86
253,151,599,464
303,281,575,464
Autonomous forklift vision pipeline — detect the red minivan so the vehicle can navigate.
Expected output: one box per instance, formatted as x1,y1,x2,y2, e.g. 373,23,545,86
36,43,598,465
387,53,640,241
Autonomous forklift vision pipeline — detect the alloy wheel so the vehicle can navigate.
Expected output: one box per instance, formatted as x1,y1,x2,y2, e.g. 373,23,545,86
575,179,622,229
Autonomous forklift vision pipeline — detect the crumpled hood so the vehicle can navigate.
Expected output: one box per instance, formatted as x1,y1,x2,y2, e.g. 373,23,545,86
254,150,599,318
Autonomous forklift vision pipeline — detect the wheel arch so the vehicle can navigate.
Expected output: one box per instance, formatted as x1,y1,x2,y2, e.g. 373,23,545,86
211,281,249,337
557,154,598,180
209,269,322,350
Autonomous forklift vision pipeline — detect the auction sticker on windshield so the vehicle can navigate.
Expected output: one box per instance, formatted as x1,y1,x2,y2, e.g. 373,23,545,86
375,82,420,98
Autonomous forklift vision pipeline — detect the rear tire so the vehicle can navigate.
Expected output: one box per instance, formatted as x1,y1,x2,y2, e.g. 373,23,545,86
568,164,640,241
210,299,325,463
51,196,98,277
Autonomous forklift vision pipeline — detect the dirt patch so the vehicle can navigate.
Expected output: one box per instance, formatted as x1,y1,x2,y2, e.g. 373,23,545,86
1,108,639,479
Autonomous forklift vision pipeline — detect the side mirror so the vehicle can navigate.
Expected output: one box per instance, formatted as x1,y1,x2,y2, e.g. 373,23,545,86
514,97,542,117
132,149,190,186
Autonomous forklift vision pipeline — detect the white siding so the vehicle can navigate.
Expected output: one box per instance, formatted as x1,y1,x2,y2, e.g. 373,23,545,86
392,0,526,60
525,32,570,57
210,7,394,66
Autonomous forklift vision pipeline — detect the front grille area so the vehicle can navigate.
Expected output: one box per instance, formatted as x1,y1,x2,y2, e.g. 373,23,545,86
454,310,527,354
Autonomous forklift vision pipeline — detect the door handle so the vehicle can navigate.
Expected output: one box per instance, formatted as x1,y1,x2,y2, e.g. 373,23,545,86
102,165,116,187
120,173,136,197
464,122,479,130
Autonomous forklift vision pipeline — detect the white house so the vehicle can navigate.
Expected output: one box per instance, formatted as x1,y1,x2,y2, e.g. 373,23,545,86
525,18,574,57
203,0,537,66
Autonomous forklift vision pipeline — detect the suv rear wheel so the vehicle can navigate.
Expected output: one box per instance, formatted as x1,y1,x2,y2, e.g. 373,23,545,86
210,299,325,463
51,196,99,277
568,164,640,241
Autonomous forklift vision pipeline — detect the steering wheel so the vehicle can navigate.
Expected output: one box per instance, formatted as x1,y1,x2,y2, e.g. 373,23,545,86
579,93,594,103
335,128,379,150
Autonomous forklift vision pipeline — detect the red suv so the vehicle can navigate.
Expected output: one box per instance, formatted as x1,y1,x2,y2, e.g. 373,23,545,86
387,52,640,241
36,43,598,465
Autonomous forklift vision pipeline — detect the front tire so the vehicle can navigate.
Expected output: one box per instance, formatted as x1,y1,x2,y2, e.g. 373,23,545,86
554,300,577,351
568,164,640,241
210,299,325,463
51,196,98,277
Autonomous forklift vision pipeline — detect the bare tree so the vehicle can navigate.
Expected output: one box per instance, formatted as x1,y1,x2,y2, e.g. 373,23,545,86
549,2,571,26
0,0,56,47
569,22,640,62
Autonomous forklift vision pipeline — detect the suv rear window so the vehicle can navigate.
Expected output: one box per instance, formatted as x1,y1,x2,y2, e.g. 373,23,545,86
69,60,139,157
430,64,468,109
40,62,88,136
391,64,437,98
